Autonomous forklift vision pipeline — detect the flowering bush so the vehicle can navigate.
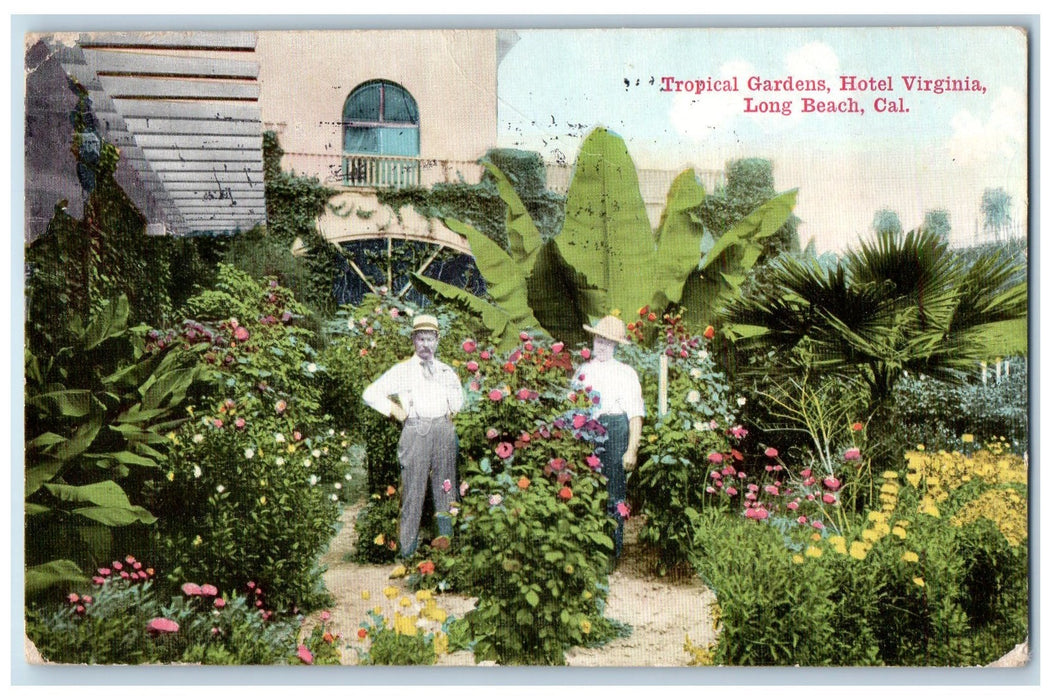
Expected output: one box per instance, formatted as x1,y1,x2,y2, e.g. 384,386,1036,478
353,586,455,665
352,488,401,564
442,333,624,664
626,310,736,573
690,444,1028,666
26,556,326,664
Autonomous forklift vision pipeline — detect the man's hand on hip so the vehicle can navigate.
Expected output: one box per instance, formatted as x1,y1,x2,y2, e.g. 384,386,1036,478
390,403,408,423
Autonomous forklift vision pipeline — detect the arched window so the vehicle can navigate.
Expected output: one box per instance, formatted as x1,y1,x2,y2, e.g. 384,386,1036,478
342,81,420,187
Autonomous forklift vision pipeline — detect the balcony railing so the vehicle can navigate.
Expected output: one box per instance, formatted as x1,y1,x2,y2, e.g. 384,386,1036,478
341,153,421,188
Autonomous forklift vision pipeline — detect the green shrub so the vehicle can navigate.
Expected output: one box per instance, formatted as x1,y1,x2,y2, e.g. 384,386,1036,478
26,556,334,664
352,492,401,564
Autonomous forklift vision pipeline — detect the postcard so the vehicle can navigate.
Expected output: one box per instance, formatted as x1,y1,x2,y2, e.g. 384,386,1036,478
21,24,1029,672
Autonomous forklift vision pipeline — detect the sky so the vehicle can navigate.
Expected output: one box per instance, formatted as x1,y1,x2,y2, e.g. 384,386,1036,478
496,27,1028,253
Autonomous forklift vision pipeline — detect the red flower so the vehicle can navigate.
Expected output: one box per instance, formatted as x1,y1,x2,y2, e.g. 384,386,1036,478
503,361,516,374
558,486,573,501
572,414,587,429
234,326,250,342
551,342,565,354
585,454,601,469
707,452,724,464
764,447,779,458
581,348,591,360
517,476,531,489
638,305,650,317
480,350,491,360
516,388,532,401
181,582,203,596
466,360,479,372
357,628,368,639
495,442,514,459
488,389,504,402
823,477,842,491
296,645,314,664
147,618,179,634
851,422,864,431
843,447,862,461
703,325,715,340
462,339,477,353
519,331,531,341
417,560,436,575
320,611,332,622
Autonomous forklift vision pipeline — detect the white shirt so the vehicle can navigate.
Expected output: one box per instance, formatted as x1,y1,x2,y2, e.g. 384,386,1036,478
575,358,645,419
362,355,465,419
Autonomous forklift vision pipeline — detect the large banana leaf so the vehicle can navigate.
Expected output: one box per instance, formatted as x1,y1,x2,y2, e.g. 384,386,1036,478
555,127,655,318
654,169,708,306
25,559,87,596
481,160,544,272
412,273,518,350
44,480,157,526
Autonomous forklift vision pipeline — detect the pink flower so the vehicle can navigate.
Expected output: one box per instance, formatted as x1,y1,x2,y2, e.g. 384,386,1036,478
214,598,226,609
822,493,837,504
234,326,250,342
460,481,469,496
234,417,246,429
67,593,80,604
726,486,738,496
811,521,825,529
488,494,503,507
275,399,287,414
710,470,721,480
786,501,799,511
707,452,724,464
296,644,314,664
495,442,514,459
181,582,203,596
97,567,111,576
466,361,479,372
851,422,864,432
213,418,223,428
92,576,105,585
519,331,530,341
616,501,630,518
730,425,748,439
764,447,779,458
764,485,779,496
320,611,332,622
462,339,477,353
517,388,532,401
147,618,179,634
389,308,400,319
485,428,499,440
585,454,601,469
488,389,504,402
200,584,218,596
844,447,862,461
442,479,452,493
480,350,491,360
572,414,587,429
581,348,591,360
797,515,809,524
823,477,842,491
469,380,480,391
551,342,565,354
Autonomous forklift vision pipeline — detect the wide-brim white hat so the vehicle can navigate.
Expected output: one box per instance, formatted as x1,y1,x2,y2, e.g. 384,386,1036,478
583,315,631,344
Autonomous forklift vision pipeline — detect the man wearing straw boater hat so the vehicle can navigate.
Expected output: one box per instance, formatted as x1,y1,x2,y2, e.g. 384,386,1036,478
577,315,645,565
363,314,464,558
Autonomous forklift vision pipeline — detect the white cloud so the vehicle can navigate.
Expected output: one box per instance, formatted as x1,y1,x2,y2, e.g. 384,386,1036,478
669,60,754,141
948,88,1027,167
784,42,840,80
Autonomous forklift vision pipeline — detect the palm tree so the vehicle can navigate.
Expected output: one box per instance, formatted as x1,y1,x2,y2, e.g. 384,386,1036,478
725,228,1027,472
981,187,1013,242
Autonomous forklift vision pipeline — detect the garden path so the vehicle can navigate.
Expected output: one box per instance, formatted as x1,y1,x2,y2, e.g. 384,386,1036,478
305,501,719,666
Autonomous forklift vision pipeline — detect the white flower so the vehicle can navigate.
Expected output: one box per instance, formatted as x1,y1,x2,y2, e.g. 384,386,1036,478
244,448,255,459
737,397,747,407
193,465,203,478
345,473,353,481
696,422,709,432
405,308,415,317
192,433,205,444
689,368,702,379
312,449,321,458
698,350,709,360
449,506,459,516
330,493,339,501
307,362,318,373
334,482,342,490
370,340,377,348
347,318,355,330
303,458,312,468
340,456,349,463
328,428,335,436
274,433,285,443
309,474,319,486
275,458,285,467
216,485,226,494
686,390,701,403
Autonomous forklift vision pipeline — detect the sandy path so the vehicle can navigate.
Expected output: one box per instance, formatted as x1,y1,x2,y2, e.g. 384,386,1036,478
304,501,718,666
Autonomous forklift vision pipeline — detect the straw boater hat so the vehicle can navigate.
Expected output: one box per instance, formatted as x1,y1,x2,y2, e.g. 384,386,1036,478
583,315,631,345
412,314,440,334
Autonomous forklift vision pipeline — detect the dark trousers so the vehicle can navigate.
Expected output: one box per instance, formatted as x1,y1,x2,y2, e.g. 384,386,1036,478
599,413,628,560
397,416,457,557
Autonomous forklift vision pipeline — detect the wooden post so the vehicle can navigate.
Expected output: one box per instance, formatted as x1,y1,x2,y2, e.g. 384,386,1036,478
659,354,669,417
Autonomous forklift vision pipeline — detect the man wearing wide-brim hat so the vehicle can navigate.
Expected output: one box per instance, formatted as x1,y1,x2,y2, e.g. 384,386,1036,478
363,313,465,558
577,315,645,565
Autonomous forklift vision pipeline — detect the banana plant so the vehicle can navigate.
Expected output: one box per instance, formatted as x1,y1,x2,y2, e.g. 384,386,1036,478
25,296,201,594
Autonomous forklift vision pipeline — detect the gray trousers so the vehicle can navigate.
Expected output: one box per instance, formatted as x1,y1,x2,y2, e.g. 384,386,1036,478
397,416,457,556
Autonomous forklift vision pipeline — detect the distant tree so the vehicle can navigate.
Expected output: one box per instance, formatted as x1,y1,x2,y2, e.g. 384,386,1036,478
872,208,903,236
922,209,952,240
981,187,1013,241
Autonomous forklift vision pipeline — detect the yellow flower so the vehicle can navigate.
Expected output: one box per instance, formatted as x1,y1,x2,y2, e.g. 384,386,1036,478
881,471,899,480
374,533,385,545
372,606,383,616
187,406,195,416
861,528,878,542
192,534,203,547
916,444,925,451
583,590,593,600
415,589,433,602
961,434,975,443
810,532,822,542
383,586,399,600
167,431,178,442
167,471,175,482
902,551,919,563
393,612,417,636
390,564,407,578
913,577,925,587
892,526,908,539
828,535,847,555
433,631,449,655
648,435,657,443
259,496,267,505
580,618,592,634
610,308,621,318
849,541,870,560
867,511,887,522
423,605,448,623
287,444,296,454
399,596,412,608
805,546,823,558
791,554,805,564
361,590,371,600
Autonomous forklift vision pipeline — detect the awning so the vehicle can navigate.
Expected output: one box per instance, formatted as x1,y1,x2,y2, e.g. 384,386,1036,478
55,31,265,236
